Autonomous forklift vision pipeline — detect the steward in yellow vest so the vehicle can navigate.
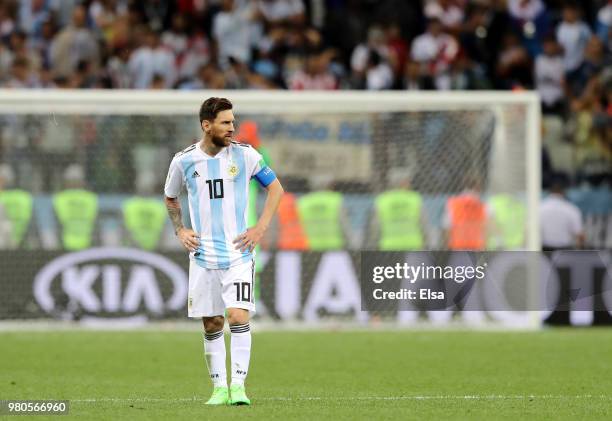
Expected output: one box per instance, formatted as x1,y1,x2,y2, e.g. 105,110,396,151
0,189,33,248
123,197,167,250
53,189,98,250
53,165,98,251
0,164,33,248
374,189,424,250
298,190,345,251
487,194,526,250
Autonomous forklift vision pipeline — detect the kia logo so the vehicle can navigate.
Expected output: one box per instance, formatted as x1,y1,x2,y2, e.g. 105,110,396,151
33,248,188,318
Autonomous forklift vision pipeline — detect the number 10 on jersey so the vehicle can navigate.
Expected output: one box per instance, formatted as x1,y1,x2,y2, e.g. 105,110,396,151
206,179,224,199
234,282,251,302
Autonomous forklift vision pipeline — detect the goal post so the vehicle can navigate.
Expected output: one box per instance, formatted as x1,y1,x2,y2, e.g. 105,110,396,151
0,89,541,249
0,89,542,325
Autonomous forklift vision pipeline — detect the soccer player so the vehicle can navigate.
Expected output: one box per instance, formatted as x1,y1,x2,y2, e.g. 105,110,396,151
164,97,284,405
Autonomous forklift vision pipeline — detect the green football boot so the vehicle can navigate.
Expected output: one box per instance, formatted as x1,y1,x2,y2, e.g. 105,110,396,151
229,384,251,405
205,386,229,405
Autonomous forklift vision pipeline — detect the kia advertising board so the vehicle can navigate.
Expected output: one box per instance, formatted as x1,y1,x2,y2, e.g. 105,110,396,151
0,249,611,326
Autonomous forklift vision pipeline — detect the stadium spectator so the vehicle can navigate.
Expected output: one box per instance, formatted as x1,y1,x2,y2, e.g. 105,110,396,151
0,0,609,189
365,50,393,90
496,31,532,89
5,56,39,88
127,27,176,89
48,0,78,28
507,0,549,53
567,70,612,175
178,62,225,90
68,59,98,88
404,60,429,90
18,0,54,37
289,51,337,90
49,5,99,78
141,0,172,33
410,18,459,90
175,28,212,81
0,42,13,82
279,26,325,83
256,0,305,27
424,0,464,34
556,4,592,76
571,36,609,96
0,2,16,40
29,19,56,69
161,12,188,58
535,35,565,114
596,1,612,46
350,25,392,89
384,23,408,86
460,1,509,85
106,46,131,89
9,30,41,72
88,0,126,41
213,0,259,69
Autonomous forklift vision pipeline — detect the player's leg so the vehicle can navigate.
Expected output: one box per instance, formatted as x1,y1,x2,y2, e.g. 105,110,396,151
221,260,256,405
202,315,228,405
188,261,228,405
226,308,251,405
227,308,251,385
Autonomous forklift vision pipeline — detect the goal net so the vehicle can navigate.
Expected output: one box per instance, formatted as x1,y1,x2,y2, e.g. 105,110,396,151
0,90,541,327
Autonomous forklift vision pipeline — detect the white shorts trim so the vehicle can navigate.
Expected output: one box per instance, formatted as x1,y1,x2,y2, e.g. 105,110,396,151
187,259,256,318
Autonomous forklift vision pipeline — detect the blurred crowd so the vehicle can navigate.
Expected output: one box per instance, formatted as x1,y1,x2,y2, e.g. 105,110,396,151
0,0,610,179
0,0,608,92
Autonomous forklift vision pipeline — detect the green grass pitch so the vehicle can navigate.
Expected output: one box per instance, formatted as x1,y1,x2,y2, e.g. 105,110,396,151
1,328,611,420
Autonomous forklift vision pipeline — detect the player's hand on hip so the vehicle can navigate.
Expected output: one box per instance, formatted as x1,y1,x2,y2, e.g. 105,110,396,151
177,228,200,252
233,226,264,253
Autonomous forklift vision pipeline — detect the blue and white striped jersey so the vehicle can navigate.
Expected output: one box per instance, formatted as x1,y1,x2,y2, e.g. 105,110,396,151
164,140,275,269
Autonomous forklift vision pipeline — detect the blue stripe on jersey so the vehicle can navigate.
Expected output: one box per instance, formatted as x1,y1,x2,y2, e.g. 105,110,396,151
181,156,205,265
232,146,247,235
232,147,252,261
207,159,230,268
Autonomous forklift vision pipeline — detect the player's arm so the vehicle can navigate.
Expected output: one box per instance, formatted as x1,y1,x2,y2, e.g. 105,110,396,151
164,196,199,252
234,160,284,252
164,156,199,252
234,179,284,252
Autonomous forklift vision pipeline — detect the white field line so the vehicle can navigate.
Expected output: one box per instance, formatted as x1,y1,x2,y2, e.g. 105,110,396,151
71,395,612,403
0,320,540,332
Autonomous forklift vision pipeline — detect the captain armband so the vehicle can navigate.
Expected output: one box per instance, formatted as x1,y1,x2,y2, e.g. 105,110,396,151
253,166,277,187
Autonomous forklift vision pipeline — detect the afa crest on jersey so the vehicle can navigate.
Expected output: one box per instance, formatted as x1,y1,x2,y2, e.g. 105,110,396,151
228,164,239,178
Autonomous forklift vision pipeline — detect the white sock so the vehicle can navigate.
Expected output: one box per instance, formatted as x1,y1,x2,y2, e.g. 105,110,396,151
230,323,251,386
203,330,227,388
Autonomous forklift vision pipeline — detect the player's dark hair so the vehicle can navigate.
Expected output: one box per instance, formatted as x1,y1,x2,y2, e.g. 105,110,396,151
199,97,233,123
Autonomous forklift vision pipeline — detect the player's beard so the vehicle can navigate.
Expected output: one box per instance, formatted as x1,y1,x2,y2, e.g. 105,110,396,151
211,134,231,147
